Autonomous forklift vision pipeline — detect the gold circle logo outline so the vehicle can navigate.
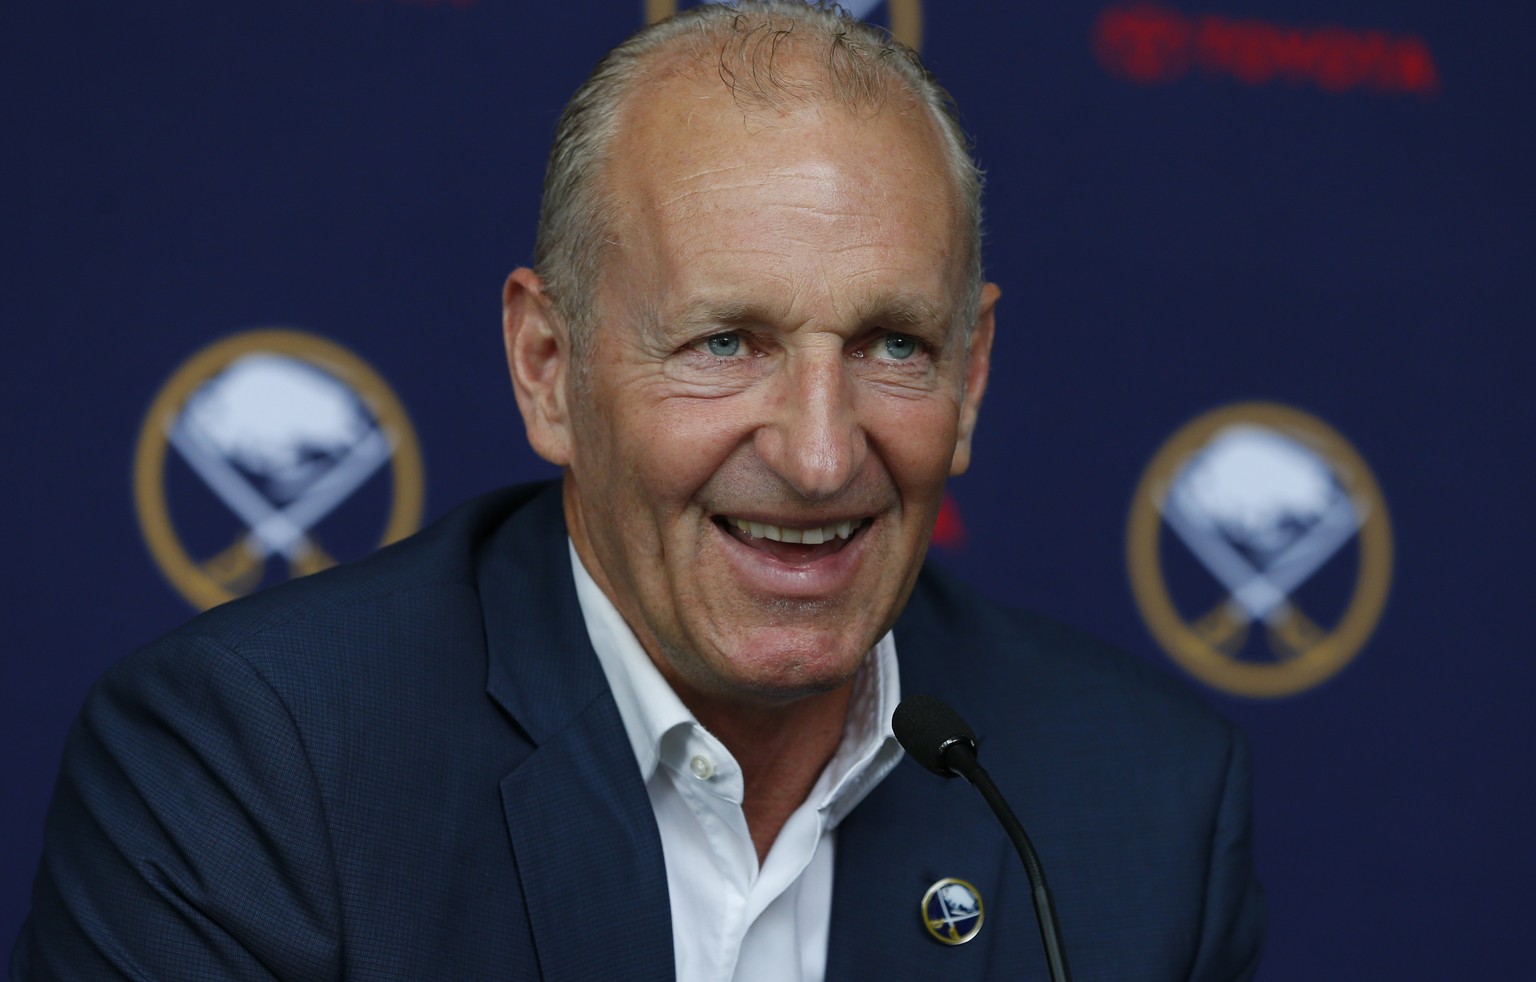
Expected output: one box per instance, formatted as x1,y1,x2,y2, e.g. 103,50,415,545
647,0,923,50
133,328,425,611
1126,401,1393,698
921,876,984,945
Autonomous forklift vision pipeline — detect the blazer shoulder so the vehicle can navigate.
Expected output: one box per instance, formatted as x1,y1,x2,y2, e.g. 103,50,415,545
120,482,554,687
900,562,1235,742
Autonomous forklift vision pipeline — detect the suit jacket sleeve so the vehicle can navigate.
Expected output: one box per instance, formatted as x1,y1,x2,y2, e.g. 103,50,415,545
1190,722,1266,981
13,634,339,981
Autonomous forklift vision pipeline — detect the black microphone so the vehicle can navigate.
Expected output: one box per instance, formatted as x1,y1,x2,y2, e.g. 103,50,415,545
893,695,1072,982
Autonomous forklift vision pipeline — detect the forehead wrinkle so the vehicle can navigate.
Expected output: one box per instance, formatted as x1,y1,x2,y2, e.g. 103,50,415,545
614,85,954,234
654,167,873,215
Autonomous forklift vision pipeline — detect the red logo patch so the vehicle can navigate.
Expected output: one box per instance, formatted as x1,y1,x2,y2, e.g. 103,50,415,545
933,494,966,550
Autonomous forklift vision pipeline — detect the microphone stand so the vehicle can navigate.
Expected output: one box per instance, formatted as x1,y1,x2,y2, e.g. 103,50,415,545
942,740,1072,982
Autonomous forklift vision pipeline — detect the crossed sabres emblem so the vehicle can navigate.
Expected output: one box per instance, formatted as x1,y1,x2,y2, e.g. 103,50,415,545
1128,403,1392,698
1163,424,1362,658
135,330,423,610
169,355,393,590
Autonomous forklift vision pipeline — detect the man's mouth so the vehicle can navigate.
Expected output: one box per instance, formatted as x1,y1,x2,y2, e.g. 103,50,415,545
726,517,863,544
715,515,868,564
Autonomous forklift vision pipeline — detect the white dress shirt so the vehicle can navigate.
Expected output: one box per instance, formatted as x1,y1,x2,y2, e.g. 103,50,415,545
569,542,904,982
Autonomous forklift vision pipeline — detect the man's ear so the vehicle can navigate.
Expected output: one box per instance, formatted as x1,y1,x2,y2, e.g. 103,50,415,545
503,267,574,467
949,282,999,477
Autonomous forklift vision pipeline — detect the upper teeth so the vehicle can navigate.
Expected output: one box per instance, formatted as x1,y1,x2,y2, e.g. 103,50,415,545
730,517,860,545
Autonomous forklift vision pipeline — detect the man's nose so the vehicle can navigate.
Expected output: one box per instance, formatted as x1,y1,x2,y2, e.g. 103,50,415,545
754,350,866,501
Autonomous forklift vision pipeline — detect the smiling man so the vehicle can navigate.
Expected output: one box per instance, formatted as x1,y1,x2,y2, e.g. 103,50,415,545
503,10,994,880
16,4,1263,980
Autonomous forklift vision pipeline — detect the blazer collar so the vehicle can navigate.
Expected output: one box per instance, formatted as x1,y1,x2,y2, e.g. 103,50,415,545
477,481,609,742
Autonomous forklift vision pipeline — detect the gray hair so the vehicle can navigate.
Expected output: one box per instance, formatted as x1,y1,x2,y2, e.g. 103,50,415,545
533,1,984,362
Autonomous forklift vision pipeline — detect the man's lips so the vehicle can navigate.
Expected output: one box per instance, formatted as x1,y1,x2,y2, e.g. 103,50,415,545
714,515,868,566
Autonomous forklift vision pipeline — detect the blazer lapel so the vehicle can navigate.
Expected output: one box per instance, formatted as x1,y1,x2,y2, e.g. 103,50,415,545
498,706,674,981
478,485,674,982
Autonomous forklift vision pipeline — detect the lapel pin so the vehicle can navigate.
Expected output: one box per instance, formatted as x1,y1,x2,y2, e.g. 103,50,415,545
922,877,984,945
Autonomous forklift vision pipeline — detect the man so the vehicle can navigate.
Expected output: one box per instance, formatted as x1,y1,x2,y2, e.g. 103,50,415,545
15,3,1264,979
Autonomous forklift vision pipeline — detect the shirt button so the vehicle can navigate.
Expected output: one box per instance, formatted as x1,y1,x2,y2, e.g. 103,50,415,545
688,754,715,780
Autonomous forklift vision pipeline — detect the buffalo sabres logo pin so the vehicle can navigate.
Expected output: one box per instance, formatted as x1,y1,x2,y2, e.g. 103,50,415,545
134,329,424,610
1127,401,1393,698
922,877,983,945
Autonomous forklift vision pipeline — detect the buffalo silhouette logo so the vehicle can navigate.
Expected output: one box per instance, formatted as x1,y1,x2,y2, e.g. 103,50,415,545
135,329,424,610
1128,402,1392,698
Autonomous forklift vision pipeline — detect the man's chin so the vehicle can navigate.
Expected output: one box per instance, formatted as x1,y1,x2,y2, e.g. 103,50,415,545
672,629,879,706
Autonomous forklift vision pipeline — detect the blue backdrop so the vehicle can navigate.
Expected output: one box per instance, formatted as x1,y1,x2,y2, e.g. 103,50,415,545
5,1,1533,977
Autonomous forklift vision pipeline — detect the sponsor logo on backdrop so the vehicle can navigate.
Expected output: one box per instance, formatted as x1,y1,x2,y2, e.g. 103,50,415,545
135,329,424,611
648,0,922,50
1127,402,1392,697
1094,4,1439,96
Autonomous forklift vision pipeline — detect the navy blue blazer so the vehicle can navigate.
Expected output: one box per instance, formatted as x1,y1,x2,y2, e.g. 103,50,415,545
14,482,1263,980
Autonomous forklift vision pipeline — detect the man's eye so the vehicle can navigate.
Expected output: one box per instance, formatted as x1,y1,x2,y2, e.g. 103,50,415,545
879,334,920,360
705,333,742,357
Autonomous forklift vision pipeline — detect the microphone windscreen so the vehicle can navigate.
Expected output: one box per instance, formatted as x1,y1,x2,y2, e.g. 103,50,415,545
892,694,977,777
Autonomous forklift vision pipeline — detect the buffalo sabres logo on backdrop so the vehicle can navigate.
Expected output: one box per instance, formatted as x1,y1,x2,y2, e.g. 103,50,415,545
1127,402,1392,698
646,0,924,50
134,329,424,610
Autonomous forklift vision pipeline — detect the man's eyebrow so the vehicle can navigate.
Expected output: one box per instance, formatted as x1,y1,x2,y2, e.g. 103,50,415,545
636,298,759,339
680,299,765,326
862,295,947,330
669,295,948,331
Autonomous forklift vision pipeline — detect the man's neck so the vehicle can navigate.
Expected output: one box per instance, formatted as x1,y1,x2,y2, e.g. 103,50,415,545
686,685,855,865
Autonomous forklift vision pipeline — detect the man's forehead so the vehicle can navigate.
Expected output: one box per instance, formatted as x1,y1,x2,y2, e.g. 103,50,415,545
606,71,955,229
584,37,968,331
